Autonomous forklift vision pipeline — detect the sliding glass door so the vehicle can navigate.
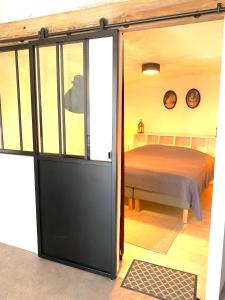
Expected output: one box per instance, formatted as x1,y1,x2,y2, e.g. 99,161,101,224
33,31,121,278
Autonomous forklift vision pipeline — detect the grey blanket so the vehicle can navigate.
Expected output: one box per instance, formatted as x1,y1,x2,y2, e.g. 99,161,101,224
125,144,214,219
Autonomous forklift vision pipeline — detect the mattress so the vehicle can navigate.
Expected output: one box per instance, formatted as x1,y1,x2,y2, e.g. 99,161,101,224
124,144,214,219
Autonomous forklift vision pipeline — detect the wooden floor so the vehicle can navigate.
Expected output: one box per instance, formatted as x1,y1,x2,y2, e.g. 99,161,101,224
118,184,213,300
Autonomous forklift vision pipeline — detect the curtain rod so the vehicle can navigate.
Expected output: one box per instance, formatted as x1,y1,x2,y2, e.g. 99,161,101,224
0,2,224,45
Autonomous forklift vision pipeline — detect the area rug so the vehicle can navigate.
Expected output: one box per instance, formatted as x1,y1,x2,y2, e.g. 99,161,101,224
121,259,197,300
124,204,183,254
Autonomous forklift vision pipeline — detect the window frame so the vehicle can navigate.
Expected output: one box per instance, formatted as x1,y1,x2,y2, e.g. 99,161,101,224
35,41,86,158
0,30,117,161
0,44,34,155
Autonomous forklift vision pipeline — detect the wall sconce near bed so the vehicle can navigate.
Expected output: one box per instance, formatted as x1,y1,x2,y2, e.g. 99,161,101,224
142,62,160,75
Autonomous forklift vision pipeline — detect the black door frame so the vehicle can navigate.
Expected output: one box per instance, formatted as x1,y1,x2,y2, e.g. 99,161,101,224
0,29,121,279
31,29,121,279
0,43,34,156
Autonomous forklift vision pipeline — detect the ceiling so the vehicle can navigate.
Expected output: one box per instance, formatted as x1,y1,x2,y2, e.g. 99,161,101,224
124,19,224,83
0,0,124,23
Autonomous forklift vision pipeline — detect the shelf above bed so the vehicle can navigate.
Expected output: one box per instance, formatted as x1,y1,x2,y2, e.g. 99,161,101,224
134,133,216,156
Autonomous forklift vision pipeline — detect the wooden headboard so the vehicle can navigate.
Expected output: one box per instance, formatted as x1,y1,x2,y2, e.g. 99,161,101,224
133,133,216,156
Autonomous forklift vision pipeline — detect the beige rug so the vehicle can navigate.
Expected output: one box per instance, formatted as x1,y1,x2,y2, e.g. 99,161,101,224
124,203,183,254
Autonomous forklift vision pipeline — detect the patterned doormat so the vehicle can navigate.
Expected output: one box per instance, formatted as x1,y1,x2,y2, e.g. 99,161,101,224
121,259,197,300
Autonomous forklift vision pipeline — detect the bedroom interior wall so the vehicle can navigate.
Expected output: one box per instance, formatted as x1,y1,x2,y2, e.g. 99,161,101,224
124,71,220,150
125,72,220,149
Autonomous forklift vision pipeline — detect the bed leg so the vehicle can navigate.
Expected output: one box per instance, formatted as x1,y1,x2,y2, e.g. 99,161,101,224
128,198,133,210
183,209,189,224
135,199,141,212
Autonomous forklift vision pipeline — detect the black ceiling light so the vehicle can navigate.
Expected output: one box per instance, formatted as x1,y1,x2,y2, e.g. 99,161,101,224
142,62,160,75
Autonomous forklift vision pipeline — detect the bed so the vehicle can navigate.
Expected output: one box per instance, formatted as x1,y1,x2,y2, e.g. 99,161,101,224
124,143,215,223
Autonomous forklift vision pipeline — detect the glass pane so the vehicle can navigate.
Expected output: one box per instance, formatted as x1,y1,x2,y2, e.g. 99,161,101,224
63,42,85,156
89,37,113,161
0,51,20,150
38,46,59,154
18,50,33,151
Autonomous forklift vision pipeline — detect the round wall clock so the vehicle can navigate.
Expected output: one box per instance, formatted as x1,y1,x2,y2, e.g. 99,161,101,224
163,90,177,109
186,88,201,109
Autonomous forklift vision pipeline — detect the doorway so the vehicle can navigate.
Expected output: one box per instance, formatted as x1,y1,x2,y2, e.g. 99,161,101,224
120,19,224,299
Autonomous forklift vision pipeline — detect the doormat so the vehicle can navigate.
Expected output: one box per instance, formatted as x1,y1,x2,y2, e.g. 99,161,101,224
124,206,183,254
121,259,197,300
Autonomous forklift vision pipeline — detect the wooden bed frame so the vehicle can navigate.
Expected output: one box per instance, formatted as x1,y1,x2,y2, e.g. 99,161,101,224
134,199,189,224
125,133,216,224
126,187,190,224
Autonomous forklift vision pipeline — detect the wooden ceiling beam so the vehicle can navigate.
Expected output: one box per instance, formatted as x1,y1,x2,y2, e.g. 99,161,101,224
0,0,224,41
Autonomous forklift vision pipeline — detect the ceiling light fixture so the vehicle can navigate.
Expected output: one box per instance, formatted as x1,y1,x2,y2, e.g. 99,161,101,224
142,62,160,75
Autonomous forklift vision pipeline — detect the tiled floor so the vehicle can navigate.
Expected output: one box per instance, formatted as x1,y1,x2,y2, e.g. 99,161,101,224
0,242,152,300
0,184,213,299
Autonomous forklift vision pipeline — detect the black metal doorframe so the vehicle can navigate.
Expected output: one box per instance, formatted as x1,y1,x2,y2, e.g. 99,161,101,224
28,29,121,279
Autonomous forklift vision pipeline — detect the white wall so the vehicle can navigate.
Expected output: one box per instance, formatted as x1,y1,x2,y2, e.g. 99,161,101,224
206,18,225,299
0,0,122,23
0,154,37,253
220,232,225,289
124,72,220,150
